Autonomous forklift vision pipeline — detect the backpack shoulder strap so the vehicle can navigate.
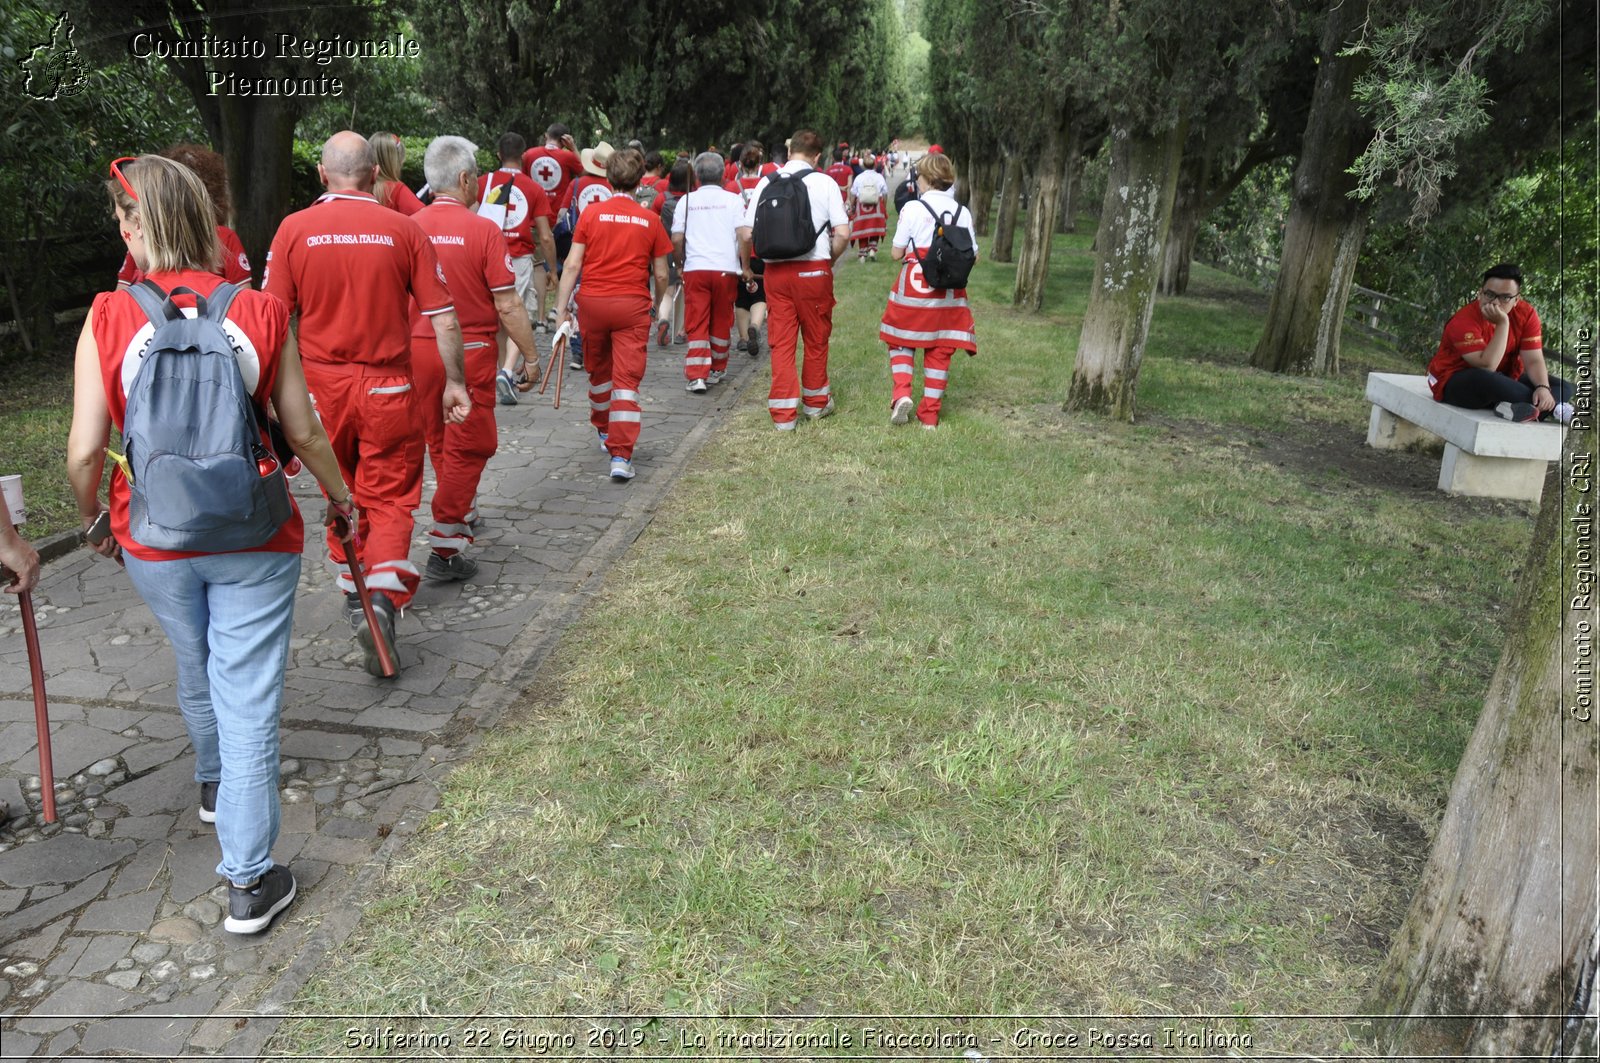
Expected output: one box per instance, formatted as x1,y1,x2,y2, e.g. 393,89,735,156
126,280,180,326
196,282,240,323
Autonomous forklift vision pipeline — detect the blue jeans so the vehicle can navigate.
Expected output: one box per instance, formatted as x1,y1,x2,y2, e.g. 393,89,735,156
124,550,300,884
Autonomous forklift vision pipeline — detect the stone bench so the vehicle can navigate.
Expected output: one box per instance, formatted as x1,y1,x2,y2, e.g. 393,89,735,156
1365,372,1563,503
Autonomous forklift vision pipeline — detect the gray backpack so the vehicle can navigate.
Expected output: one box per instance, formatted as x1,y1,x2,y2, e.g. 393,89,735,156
122,281,290,551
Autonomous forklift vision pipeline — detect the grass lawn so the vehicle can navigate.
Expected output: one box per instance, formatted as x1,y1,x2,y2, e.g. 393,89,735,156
0,328,80,536
79,220,1539,1056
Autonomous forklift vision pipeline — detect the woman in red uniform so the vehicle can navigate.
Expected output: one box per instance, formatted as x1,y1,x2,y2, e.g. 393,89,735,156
370,132,425,215
878,152,978,429
116,143,252,289
553,149,672,483
847,157,890,263
68,155,351,935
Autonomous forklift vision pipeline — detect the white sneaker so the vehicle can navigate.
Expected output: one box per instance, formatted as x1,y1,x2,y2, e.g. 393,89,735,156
804,400,836,420
686,378,708,393
496,368,519,406
890,396,913,425
707,370,725,386
609,457,635,482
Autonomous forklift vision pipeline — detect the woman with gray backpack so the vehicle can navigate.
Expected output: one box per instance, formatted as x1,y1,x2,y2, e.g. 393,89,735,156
66,154,351,935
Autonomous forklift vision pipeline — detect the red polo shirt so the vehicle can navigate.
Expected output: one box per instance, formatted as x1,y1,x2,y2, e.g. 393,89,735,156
408,195,516,343
477,168,552,258
1427,298,1543,399
561,175,615,220
523,145,584,212
571,196,672,300
91,269,302,561
826,162,854,199
378,180,425,216
264,191,453,371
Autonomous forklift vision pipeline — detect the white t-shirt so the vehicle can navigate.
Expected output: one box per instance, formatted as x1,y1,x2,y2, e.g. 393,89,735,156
671,185,748,274
892,189,977,253
851,170,889,205
742,159,851,262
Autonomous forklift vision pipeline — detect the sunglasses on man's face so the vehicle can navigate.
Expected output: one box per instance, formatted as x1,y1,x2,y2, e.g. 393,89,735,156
110,156,138,201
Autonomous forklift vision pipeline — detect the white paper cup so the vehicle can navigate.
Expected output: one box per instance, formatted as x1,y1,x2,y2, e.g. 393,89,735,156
0,475,24,526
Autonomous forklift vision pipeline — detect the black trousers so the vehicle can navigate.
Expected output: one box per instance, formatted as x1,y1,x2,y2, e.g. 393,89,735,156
1442,369,1572,412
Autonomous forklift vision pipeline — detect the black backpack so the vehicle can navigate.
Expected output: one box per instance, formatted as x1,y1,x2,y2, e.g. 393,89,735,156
912,200,977,290
752,167,826,260
893,174,917,214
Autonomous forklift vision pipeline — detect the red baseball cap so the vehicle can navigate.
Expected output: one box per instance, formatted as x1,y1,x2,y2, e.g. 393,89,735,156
928,144,944,154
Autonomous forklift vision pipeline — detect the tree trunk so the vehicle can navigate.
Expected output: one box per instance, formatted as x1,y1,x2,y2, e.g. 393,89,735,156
1157,149,1205,296
991,151,1023,263
1055,122,1084,234
218,96,299,285
1064,121,1185,421
1371,429,1599,1057
1249,0,1371,375
968,158,1000,237
153,0,311,285
1013,103,1071,312
957,146,976,209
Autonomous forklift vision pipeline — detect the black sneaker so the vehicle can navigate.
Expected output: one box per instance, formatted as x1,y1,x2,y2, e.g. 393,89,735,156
224,864,296,934
747,326,761,359
425,552,479,582
199,781,218,824
353,593,399,678
1494,401,1539,423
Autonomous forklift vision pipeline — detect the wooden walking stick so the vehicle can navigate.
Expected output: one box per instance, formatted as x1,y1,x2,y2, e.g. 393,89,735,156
327,504,397,678
540,320,575,409
1,489,55,823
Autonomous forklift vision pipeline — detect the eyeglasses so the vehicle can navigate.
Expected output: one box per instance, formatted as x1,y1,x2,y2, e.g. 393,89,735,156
109,156,138,201
1479,288,1518,304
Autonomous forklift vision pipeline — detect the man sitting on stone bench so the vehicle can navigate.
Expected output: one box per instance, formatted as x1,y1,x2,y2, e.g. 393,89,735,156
1427,262,1573,424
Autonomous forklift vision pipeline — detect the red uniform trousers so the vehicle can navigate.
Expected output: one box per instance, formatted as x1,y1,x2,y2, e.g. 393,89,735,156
880,258,977,428
412,333,499,557
579,293,651,458
682,270,737,381
888,346,956,426
301,360,423,607
763,260,836,428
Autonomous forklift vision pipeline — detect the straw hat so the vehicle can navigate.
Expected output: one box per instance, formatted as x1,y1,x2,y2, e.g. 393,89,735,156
581,141,615,177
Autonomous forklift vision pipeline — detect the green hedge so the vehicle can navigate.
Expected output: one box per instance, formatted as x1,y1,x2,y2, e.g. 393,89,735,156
290,137,499,207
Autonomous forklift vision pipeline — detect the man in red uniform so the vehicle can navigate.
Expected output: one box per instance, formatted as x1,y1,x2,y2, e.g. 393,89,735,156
411,136,543,582
559,143,618,372
825,144,853,203
740,129,851,429
264,130,469,676
523,123,584,213
553,149,671,483
562,143,618,225
524,123,585,318
672,152,750,392
479,132,557,401
1426,262,1572,423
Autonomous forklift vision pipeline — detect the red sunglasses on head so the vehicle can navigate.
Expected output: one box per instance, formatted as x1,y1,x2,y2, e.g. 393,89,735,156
109,156,138,201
